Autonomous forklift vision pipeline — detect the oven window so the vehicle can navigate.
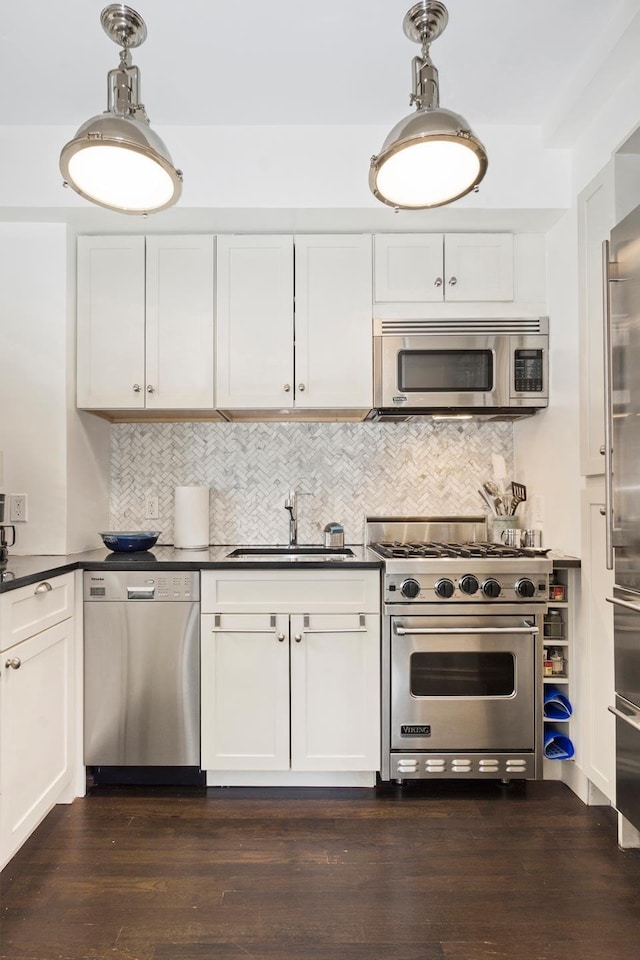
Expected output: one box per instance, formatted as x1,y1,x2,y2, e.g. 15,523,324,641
398,350,493,392
410,651,515,697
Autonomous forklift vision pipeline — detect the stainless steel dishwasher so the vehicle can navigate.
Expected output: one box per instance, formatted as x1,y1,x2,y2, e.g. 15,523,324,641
84,570,202,784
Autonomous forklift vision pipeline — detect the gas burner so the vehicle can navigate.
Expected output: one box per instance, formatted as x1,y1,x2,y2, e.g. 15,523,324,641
370,539,535,560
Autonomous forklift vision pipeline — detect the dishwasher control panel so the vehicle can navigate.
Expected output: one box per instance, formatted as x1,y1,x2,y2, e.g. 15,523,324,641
84,570,200,601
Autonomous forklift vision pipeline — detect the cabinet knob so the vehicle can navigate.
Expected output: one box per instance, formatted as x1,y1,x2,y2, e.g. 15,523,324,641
277,632,286,642
283,384,291,393
34,581,52,595
146,384,155,393
298,383,305,392
448,276,458,286
294,633,302,643
133,384,141,392
434,277,443,287
5,657,21,670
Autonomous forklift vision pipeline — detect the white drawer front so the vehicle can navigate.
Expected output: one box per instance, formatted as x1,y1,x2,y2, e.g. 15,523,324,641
0,572,74,651
201,569,380,614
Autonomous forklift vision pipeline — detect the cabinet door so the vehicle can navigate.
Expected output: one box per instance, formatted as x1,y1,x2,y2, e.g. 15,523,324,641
77,236,146,409
0,619,73,868
443,234,514,301
145,236,215,409
294,235,373,408
578,483,616,801
373,234,444,302
578,164,615,476
290,613,380,771
201,613,290,770
216,236,294,408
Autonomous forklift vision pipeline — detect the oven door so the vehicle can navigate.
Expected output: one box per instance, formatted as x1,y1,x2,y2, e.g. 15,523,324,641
390,614,538,751
375,335,510,409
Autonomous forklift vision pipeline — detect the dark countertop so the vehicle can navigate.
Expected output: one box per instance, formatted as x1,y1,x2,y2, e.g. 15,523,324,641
0,545,382,593
549,553,581,569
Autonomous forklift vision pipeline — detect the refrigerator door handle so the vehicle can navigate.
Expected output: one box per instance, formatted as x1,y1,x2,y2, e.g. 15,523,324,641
602,239,614,571
606,595,640,614
608,704,640,733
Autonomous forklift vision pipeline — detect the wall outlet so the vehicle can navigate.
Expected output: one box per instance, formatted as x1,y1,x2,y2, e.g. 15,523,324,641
144,495,159,520
10,493,28,522
532,495,545,524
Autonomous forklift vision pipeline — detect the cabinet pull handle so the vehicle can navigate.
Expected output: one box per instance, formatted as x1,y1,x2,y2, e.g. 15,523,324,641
210,627,276,634
34,582,52,594
146,384,155,394
283,384,291,392
298,384,305,392
5,657,21,669
133,383,141,392
277,632,286,642
448,276,457,286
294,633,302,643
434,277,443,287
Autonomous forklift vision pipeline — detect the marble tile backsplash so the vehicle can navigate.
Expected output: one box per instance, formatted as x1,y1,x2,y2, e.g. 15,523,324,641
110,421,513,545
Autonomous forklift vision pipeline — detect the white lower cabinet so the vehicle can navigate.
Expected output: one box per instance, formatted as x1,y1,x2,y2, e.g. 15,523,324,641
0,618,74,868
200,570,381,781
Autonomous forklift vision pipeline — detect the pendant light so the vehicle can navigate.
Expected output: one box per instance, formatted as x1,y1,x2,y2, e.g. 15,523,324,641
370,1,487,210
60,4,182,216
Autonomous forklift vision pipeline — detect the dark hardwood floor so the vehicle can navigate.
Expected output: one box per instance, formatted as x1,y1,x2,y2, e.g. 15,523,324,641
2,779,640,960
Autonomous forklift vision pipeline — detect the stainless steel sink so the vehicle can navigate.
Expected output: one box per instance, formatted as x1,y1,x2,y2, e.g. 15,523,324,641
226,546,354,561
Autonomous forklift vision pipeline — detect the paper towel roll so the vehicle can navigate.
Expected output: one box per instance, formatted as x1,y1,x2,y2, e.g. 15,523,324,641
174,486,210,549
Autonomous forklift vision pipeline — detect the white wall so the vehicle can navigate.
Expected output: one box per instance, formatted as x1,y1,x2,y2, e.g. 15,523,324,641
0,223,110,555
0,123,571,213
514,210,581,555
0,224,68,553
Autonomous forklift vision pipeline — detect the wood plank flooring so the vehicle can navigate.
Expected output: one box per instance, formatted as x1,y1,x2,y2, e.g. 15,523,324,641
2,779,640,960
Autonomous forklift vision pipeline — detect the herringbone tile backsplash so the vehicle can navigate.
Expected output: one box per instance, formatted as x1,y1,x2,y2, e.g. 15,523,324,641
110,421,513,545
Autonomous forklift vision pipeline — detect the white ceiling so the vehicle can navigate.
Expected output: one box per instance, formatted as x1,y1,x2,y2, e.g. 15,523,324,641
3,0,636,129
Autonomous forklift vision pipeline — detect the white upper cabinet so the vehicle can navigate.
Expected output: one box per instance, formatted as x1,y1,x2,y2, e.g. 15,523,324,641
145,236,215,409
294,235,372,408
77,236,146,409
216,234,373,410
77,235,215,411
215,235,294,408
374,233,514,304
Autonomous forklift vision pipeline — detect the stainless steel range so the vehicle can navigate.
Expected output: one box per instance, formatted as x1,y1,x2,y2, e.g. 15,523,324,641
367,517,552,783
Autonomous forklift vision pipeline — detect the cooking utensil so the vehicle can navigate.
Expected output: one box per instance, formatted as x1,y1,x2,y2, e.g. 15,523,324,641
100,531,160,552
478,488,496,515
483,480,504,515
511,481,527,502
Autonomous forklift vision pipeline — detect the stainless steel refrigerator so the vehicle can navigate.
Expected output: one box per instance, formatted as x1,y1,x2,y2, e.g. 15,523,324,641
604,208,640,834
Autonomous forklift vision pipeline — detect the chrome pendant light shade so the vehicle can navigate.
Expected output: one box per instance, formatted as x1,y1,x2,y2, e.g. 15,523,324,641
370,1,487,209
60,5,182,215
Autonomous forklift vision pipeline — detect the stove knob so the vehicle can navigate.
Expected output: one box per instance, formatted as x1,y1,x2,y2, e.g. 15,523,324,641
401,578,421,599
482,578,502,599
435,578,455,599
459,574,479,595
516,578,536,598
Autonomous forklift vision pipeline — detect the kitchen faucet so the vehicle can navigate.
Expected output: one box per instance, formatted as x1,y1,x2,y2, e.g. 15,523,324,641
284,490,297,546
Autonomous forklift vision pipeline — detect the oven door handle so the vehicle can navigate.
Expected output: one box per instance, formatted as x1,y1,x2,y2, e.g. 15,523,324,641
393,624,539,636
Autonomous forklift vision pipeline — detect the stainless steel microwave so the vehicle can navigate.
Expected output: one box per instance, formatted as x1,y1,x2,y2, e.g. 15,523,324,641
370,317,549,421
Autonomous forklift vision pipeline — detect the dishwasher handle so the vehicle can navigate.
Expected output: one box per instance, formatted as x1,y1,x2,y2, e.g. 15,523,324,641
127,586,156,600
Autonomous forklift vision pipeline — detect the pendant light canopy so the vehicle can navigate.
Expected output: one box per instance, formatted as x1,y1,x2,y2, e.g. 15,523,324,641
60,4,182,215
370,1,487,210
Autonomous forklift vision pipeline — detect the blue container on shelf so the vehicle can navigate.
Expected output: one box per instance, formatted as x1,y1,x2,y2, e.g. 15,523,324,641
543,729,575,760
543,686,573,720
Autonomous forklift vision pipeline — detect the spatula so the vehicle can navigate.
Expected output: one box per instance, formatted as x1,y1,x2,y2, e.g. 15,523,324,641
509,481,527,515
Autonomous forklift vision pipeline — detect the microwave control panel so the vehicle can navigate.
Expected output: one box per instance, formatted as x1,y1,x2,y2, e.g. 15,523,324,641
514,349,544,392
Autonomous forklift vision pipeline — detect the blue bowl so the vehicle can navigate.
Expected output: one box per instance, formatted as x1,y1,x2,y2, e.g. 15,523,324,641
100,531,161,552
